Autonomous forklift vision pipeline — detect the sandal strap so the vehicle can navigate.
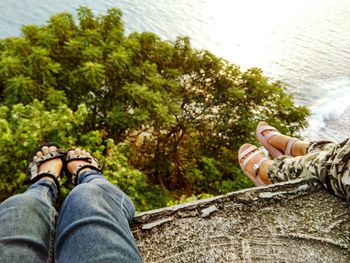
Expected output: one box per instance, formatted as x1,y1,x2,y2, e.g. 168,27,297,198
239,145,257,160
65,153,93,162
285,138,299,156
242,150,260,169
253,157,270,186
72,165,102,185
256,125,278,135
36,149,66,164
252,157,270,175
264,131,280,141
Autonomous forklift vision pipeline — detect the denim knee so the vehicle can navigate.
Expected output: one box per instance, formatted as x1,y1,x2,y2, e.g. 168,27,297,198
63,182,135,223
55,183,142,263
1,193,50,216
1,191,56,219
2,193,37,208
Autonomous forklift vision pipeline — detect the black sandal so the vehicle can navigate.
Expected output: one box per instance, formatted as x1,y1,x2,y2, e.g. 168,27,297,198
65,149,101,185
25,143,66,194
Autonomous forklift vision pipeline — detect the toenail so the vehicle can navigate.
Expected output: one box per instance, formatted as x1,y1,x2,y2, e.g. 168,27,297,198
49,146,57,152
42,146,49,154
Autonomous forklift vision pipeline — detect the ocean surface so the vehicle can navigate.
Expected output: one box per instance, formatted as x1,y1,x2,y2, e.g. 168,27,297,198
1,0,350,142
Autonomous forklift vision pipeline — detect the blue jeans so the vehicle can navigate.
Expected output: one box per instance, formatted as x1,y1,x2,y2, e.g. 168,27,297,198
0,171,143,263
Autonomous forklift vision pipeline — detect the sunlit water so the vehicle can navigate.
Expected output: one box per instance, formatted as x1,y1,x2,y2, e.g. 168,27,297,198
1,0,350,142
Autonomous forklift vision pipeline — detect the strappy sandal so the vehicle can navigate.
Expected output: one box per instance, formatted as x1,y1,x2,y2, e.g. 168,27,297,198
25,143,66,194
238,143,270,186
65,149,102,185
256,121,299,158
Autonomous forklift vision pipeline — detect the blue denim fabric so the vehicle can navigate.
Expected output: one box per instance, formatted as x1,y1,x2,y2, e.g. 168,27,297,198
0,178,57,262
0,171,143,263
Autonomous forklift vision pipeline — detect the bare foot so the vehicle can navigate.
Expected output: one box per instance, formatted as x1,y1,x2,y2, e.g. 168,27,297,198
66,148,99,178
238,143,272,186
33,145,64,182
259,122,309,156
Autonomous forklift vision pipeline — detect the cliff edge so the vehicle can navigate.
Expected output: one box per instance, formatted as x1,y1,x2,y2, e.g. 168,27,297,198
131,178,350,262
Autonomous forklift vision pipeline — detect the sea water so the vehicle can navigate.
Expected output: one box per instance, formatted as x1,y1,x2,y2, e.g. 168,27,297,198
1,0,350,142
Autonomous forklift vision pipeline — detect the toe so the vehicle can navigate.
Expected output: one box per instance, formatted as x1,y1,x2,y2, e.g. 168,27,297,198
48,146,57,153
258,121,267,127
41,146,49,155
81,150,92,158
36,151,43,158
75,148,82,155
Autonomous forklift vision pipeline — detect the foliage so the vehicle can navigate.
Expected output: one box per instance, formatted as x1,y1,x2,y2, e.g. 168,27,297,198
0,101,166,209
0,7,309,211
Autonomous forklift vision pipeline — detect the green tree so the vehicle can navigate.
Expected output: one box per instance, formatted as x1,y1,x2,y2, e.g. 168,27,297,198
0,7,309,211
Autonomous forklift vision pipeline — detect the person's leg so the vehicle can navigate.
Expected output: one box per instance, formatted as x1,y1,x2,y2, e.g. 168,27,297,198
238,139,345,188
267,138,350,201
55,149,143,263
0,145,63,263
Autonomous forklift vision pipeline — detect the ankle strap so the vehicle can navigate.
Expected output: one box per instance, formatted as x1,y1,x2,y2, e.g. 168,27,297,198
252,157,269,175
285,138,299,156
29,171,61,196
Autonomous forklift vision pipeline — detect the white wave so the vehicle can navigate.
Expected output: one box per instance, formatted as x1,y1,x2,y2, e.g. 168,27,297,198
301,78,350,141
311,79,350,120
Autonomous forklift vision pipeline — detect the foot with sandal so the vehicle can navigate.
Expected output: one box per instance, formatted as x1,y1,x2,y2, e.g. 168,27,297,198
238,121,310,187
0,143,143,263
27,144,101,191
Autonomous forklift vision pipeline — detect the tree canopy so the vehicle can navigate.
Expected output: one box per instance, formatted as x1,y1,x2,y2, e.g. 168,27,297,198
0,7,309,211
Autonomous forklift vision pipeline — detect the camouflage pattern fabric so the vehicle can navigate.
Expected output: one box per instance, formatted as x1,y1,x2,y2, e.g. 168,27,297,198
268,139,350,202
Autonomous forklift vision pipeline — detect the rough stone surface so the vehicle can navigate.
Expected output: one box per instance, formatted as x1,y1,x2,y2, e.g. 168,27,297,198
131,178,350,262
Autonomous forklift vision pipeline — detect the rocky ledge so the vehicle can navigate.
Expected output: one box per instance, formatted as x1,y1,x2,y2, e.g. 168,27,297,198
132,177,350,262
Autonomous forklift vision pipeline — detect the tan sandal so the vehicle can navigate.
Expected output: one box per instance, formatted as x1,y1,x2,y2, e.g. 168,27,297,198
238,143,270,186
256,121,299,158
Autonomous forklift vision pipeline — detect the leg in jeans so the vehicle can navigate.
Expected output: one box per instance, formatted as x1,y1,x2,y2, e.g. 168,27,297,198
55,169,143,262
0,179,58,263
268,139,350,201
0,144,64,263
